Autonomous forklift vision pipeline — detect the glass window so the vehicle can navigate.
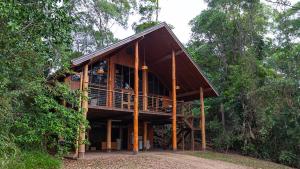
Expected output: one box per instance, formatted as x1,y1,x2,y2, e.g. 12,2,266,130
148,73,154,94
71,74,81,81
89,60,108,86
115,64,123,89
114,64,169,96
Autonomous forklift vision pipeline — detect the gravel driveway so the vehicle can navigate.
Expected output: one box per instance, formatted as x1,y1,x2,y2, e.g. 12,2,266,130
63,151,251,169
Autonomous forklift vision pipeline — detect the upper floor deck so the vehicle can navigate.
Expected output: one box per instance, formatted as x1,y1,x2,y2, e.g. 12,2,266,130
68,55,184,118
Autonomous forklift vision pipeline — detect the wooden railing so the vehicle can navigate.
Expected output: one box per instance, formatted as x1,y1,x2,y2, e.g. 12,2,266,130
88,83,183,114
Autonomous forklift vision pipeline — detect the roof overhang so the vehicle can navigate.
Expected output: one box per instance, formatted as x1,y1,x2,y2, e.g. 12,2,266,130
71,22,218,100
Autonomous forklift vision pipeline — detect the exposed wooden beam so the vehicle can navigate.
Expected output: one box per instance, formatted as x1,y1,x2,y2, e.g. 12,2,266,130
177,88,213,98
200,87,206,150
78,64,89,158
133,41,139,154
172,50,177,151
151,50,182,66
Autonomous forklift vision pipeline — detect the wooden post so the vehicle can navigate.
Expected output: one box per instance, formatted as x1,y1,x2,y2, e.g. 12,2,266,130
133,41,139,154
172,50,177,151
78,64,89,158
182,130,185,151
127,125,131,151
142,66,148,111
107,119,112,152
74,73,83,158
143,122,147,150
191,130,194,151
200,87,206,150
119,125,123,150
108,58,114,107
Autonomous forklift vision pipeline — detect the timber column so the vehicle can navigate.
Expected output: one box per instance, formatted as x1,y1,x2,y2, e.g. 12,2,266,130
143,122,148,150
74,73,83,158
79,64,89,158
142,65,148,111
133,41,139,154
107,119,112,152
200,87,206,150
172,50,177,151
108,58,114,107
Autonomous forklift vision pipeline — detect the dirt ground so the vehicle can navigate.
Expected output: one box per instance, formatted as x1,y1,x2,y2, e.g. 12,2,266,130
63,151,251,169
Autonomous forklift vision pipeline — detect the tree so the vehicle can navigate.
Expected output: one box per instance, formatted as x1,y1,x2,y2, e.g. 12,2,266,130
132,0,160,33
188,0,299,167
70,0,136,53
0,1,84,166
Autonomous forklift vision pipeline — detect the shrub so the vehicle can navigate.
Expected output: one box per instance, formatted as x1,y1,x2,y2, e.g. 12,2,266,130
278,150,297,167
5,150,61,169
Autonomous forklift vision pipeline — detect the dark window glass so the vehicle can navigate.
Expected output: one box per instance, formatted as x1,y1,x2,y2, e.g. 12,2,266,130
71,74,81,81
138,71,142,92
153,75,158,94
148,73,154,94
115,64,123,89
89,60,108,86
123,66,130,89
129,67,134,89
114,64,169,96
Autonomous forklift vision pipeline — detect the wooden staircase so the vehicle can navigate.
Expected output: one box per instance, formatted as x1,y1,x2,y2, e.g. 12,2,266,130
176,116,202,150
154,102,203,150
176,102,203,150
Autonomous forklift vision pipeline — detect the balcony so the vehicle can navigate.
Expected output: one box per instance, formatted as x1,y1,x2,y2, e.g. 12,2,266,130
88,83,183,115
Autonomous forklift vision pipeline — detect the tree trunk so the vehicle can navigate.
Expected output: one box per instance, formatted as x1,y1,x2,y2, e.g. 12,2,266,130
220,103,225,130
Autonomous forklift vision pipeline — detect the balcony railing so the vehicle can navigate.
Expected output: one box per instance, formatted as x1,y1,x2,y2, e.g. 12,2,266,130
88,83,183,114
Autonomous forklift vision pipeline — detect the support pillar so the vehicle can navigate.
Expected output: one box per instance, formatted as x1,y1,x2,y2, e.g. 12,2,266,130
108,58,114,107
107,119,112,152
172,50,177,151
74,73,83,158
182,130,185,151
142,66,148,111
133,41,139,154
191,130,194,151
200,87,206,150
143,122,147,150
78,64,89,158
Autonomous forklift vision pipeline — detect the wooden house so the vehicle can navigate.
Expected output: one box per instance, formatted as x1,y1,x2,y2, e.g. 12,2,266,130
66,22,218,158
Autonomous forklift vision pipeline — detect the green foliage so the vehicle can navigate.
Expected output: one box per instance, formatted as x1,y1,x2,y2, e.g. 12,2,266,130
188,0,300,167
132,0,160,33
0,0,86,163
71,0,136,52
279,150,298,167
4,150,61,169
133,21,159,33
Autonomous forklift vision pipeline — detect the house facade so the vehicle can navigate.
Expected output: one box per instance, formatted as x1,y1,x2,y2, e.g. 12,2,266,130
66,23,218,158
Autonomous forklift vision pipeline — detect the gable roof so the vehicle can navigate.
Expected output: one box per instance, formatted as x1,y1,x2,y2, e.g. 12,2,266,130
72,22,218,99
